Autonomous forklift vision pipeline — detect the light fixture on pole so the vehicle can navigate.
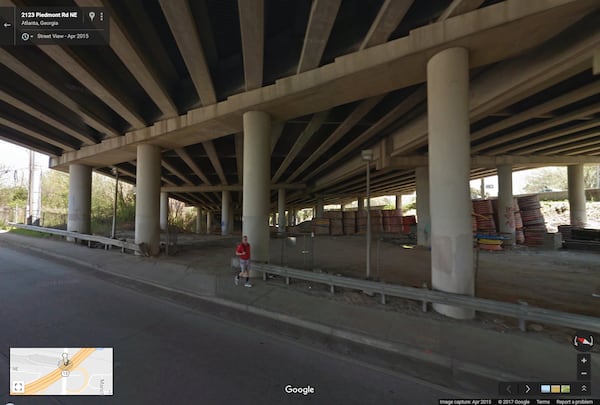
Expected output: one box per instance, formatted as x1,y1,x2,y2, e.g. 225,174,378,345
361,149,374,279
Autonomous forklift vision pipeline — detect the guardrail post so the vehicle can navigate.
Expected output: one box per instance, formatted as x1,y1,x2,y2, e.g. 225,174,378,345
421,282,429,312
263,271,267,281
330,285,335,294
518,300,528,332
285,276,290,285
380,293,386,305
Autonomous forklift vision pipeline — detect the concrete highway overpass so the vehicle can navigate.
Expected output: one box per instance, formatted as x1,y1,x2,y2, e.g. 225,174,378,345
1,0,600,319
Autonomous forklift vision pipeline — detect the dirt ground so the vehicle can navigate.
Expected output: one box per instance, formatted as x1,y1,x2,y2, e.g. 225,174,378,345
142,231,600,319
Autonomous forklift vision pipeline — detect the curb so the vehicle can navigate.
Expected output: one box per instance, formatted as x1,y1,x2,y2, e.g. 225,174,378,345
2,237,527,388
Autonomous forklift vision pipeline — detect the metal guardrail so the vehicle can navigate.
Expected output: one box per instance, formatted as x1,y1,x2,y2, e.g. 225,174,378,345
253,262,600,334
8,223,142,254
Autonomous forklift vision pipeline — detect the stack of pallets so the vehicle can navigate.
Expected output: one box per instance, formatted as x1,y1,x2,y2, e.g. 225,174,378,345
517,195,547,247
342,211,356,235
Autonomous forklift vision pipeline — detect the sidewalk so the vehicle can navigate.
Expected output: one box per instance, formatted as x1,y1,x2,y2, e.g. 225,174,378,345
1,231,597,395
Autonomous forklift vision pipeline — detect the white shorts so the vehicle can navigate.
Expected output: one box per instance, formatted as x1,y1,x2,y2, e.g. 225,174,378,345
240,259,250,272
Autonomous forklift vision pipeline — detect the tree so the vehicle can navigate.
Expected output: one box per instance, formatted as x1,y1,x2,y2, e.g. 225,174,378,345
522,165,600,193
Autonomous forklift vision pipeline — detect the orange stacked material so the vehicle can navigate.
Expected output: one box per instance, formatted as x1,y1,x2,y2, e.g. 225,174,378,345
512,198,524,244
517,195,547,247
472,200,496,233
478,238,503,251
401,215,416,234
342,211,356,235
311,218,330,235
357,210,383,234
382,209,402,233
324,211,343,235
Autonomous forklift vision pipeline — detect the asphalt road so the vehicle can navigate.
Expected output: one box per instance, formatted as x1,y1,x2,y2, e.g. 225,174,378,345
0,243,459,404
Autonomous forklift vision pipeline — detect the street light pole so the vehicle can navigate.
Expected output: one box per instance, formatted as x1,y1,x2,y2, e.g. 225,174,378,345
366,160,371,279
111,168,119,239
361,149,374,279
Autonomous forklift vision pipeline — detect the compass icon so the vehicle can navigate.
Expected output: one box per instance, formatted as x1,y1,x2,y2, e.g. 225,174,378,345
573,331,594,352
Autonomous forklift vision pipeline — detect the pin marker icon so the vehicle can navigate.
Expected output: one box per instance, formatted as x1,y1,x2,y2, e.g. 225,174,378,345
62,353,69,366
89,11,96,21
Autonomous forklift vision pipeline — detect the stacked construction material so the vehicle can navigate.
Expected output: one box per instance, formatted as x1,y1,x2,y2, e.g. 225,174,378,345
514,198,525,244
401,215,417,234
311,218,330,235
382,209,403,233
517,195,547,247
472,199,496,233
557,225,576,241
342,211,356,235
324,211,344,235
563,228,600,251
477,235,504,251
357,209,383,234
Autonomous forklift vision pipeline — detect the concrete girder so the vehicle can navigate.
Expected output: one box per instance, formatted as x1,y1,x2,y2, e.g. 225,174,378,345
473,103,600,154
471,80,600,143
159,0,217,106
174,148,211,185
161,160,194,186
270,121,285,153
0,88,96,146
565,143,600,156
40,46,146,129
385,154,600,168
74,0,178,118
287,96,383,182
438,0,485,21
535,128,600,154
0,116,75,152
390,14,600,156
235,133,244,184
0,134,58,157
238,0,264,91
272,110,329,183
498,119,600,155
161,184,305,193
203,140,227,185
130,160,177,186
0,49,119,139
50,0,600,170
297,0,342,73
360,0,413,50
309,86,427,180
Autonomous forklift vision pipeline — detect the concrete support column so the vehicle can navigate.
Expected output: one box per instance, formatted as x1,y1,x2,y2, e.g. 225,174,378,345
159,192,169,231
315,198,324,218
195,207,202,234
243,111,271,271
288,207,295,227
357,197,364,211
221,190,231,235
135,144,162,256
497,165,515,244
568,164,587,227
428,47,474,320
206,211,212,234
278,188,286,234
415,166,431,248
67,164,92,237
395,194,403,210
